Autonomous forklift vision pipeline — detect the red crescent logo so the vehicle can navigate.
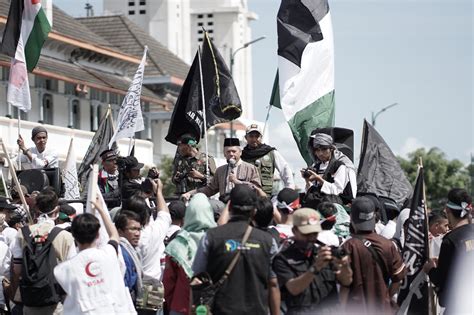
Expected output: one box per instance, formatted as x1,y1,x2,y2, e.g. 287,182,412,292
85,261,100,278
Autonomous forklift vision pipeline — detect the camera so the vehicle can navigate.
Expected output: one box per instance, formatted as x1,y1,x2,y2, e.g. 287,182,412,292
330,246,347,259
302,167,318,179
147,167,160,179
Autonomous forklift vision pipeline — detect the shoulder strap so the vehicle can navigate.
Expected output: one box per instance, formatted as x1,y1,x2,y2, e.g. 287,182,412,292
21,225,34,251
352,235,390,284
46,227,63,244
216,225,253,287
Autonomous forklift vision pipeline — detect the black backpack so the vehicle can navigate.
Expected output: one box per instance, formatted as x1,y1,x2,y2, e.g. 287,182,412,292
20,226,64,307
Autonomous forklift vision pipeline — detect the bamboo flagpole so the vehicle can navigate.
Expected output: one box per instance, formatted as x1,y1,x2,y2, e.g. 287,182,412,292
17,110,21,171
0,137,32,224
197,45,210,179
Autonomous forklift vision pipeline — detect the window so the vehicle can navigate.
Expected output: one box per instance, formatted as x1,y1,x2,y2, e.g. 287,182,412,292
207,14,213,18
35,76,58,92
128,1,134,6
198,38,203,42
64,82,76,95
198,22,203,26
129,10,135,15
70,100,80,129
90,88,107,102
139,0,146,5
139,10,146,14
198,30,203,34
109,93,120,105
208,21,213,26
1,67,9,81
197,14,203,18
42,93,53,124
208,30,213,34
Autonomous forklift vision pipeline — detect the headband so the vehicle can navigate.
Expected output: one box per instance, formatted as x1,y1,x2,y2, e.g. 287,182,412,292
273,196,300,214
446,201,472,218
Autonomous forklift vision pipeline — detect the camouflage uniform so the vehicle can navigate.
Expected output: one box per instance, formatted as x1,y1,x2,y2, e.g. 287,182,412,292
172,152,216,194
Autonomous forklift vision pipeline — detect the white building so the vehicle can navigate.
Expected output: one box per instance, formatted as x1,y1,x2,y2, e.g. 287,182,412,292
103,0,258,120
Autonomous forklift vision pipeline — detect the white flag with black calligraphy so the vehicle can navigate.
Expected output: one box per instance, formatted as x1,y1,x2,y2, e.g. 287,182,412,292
62,138,80,200
109,46,147,148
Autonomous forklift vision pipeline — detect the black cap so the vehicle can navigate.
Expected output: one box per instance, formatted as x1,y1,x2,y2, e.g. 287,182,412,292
0,197,16,211
125,156,144,170
100,149,118,162
351,197,376,231
230,184,256,211
31,126,47,139
224,138,240,147
169,200,186,220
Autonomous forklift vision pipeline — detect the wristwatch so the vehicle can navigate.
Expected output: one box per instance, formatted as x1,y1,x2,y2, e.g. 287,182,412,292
309,266,319,275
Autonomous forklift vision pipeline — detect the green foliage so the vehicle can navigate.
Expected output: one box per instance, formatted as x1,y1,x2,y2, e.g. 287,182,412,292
398,148,470,208
157,155,175,198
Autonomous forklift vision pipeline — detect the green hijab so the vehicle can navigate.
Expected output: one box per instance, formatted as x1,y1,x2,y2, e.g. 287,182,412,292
165,193,217,278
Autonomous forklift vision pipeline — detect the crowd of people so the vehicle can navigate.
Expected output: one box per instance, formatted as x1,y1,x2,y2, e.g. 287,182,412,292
0,124,472,315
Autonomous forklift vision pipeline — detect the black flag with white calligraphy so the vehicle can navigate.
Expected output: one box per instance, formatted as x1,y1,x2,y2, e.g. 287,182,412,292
397,166,429,315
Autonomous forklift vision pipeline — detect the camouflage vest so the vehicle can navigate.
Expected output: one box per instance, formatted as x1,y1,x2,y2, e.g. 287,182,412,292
245,150,275,195
174,153,212,193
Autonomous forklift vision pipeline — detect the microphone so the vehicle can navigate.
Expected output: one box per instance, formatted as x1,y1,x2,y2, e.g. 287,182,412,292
228,158,236,168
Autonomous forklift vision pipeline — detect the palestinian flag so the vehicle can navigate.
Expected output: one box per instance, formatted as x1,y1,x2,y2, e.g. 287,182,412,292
1,0,51,112
271,0,335,164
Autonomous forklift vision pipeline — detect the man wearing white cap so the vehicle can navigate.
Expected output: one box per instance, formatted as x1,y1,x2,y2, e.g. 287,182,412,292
242,124,294,195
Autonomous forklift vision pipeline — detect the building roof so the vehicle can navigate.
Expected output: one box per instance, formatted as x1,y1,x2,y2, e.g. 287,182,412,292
78,15,189,82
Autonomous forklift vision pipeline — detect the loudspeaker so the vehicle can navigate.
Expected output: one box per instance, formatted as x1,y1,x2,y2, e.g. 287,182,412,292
311,127,354,162
16,168,62,196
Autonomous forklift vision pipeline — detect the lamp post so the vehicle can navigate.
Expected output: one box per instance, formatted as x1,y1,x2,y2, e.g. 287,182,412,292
229,36,266,137
371,102,399,127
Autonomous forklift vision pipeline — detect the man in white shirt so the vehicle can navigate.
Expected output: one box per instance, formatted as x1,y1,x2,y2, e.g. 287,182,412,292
138,179,171,285
54,199,136,315
0,126,58,170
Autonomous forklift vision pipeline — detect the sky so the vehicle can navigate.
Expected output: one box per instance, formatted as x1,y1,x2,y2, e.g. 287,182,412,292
56,0,473,179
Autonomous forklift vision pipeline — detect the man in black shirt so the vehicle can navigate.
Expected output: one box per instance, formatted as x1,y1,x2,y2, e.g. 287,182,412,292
273,208,352,314
424,188,474,314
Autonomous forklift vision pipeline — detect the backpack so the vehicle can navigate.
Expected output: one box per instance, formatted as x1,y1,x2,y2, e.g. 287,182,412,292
20,226,64,307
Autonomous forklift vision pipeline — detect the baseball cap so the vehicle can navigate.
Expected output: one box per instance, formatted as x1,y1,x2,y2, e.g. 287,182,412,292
293,208,322,234
246,124,262,135
350,196,376,231
125,156,144,170
230,184,257,211
177,134,198,147
100,149,118,162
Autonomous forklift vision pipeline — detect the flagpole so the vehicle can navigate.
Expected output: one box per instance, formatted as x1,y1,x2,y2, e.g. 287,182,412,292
127,137,134,156
197,45,210,179
0,138,32,224
419,157,436,315
262,104,272,137
17,110,21,171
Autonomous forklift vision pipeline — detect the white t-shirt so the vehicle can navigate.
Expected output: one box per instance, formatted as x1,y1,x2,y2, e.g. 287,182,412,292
20,146,58,169
139,211,171,284
0,241,11,306
1,225,17,246
54,243,136,315
379,220,397,240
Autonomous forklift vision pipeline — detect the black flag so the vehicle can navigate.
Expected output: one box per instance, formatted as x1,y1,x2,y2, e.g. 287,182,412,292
357,120,412,207
165,51,203,144
397,166,430,314
200,31,242,129
77,109,117,192
166,31,241,144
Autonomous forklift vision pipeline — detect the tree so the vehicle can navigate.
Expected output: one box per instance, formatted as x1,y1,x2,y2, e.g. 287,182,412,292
157,155,176,198
398,148,470,208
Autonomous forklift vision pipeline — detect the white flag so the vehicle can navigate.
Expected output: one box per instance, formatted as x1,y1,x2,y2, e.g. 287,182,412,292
85,164,110,247
62,138,80,200
109,46,147,148
7,42,31,112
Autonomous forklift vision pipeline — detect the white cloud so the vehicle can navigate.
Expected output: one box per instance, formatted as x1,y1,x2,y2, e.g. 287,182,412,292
395,137,428,159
